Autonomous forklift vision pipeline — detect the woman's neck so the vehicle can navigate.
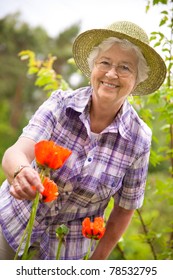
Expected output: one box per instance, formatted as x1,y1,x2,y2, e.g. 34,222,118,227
89,100,122,133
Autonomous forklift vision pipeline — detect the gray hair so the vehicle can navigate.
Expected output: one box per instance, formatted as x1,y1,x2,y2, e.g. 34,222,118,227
87,37,149,86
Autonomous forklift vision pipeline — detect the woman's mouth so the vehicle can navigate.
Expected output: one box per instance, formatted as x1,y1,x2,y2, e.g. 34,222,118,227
101,81,119,88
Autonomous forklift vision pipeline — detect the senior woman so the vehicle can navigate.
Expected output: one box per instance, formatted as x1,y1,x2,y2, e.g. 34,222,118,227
0,21,166,260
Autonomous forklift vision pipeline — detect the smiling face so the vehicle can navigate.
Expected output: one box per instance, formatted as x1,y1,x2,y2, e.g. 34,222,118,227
90,44,138,108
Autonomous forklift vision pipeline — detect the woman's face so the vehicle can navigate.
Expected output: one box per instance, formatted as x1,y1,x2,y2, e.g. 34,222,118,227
90,44,138,107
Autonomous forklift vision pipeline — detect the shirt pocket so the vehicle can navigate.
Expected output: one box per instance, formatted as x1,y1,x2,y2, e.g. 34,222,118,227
55,173,123,222
90,172,123,204
61,173,123,209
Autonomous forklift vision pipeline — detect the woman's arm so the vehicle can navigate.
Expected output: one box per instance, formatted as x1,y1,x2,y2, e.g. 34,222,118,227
2,137,44,200
90,204,134,260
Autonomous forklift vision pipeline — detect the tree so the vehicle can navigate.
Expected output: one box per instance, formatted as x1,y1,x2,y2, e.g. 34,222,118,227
0,13,80,163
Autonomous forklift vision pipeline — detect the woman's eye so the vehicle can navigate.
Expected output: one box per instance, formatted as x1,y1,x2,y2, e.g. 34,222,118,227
100,61,110,65
119,65,130,71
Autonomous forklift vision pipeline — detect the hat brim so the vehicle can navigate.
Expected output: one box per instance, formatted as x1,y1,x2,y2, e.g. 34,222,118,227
72,29,167,95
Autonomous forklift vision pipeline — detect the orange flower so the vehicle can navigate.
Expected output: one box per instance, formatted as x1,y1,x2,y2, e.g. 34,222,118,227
41,177,59,202
35,140,72,170
82,217,105,240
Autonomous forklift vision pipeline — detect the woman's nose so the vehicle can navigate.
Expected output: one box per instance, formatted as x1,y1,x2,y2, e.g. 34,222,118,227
105,67,119,78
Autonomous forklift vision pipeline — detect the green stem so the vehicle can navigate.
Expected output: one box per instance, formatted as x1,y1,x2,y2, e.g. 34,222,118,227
83,238,94,260
56,239,63,260
14,222,30,260
17,169,45,260
21,191,40,259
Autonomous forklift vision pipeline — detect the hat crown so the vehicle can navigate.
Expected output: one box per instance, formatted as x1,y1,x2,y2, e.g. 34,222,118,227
107,21,149,45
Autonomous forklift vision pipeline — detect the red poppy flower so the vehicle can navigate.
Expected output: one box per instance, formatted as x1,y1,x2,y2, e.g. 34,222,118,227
41,177,59,202
35,140,72,170
82,217,105,240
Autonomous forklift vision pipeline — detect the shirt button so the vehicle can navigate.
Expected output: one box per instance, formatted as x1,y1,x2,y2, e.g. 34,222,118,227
77,177,82,182
88,157,92,162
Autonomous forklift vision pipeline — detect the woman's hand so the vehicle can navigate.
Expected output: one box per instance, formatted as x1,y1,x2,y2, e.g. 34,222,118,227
2,137,44,200
10,166,44,200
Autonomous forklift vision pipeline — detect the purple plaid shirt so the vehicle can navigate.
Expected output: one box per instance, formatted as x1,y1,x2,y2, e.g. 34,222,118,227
0,86,152,259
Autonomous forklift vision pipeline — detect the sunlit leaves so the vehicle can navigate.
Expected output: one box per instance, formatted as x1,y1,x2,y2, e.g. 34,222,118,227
19,50,70,95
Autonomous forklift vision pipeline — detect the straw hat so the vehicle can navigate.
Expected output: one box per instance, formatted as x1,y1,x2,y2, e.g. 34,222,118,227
72,21,167,95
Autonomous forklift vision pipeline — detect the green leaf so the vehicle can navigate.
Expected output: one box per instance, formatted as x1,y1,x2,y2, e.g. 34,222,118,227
28,66,39,75
161,10,168,15
154,42,161,47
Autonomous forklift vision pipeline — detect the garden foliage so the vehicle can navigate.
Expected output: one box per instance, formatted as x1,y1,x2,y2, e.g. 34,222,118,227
0,0,173,259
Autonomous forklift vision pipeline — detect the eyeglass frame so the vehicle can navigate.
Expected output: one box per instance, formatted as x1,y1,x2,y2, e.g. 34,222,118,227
94,60,137,77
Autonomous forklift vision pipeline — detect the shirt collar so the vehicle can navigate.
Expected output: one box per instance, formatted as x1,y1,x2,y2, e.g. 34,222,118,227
116,100,133,141
66,87,132,141
66,86,92,114
99,100,132,141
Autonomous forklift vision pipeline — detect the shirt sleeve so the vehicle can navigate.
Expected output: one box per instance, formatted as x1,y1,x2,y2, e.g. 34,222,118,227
114,148,151,210
20,90,65,142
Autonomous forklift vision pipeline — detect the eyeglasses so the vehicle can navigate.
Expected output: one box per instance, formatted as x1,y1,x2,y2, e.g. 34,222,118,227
95,61,136,77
